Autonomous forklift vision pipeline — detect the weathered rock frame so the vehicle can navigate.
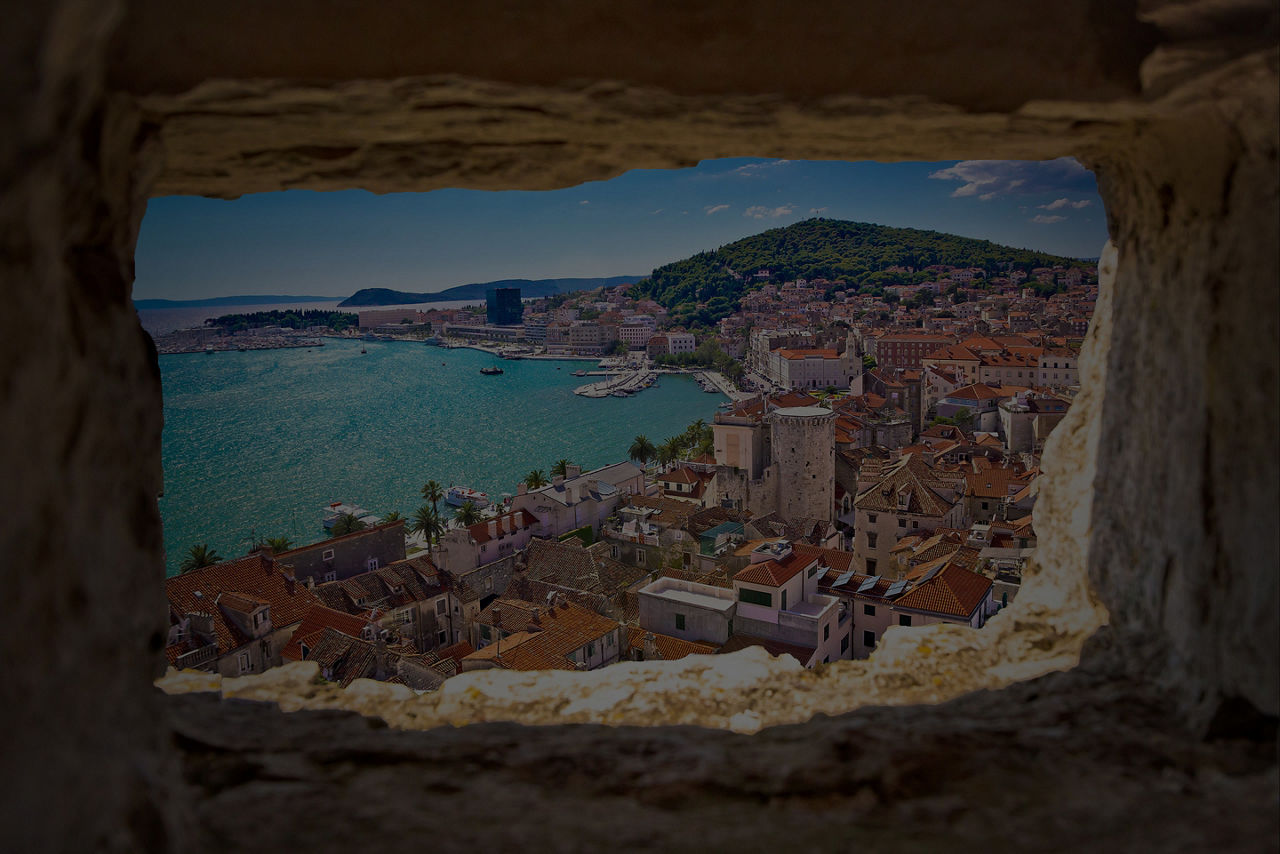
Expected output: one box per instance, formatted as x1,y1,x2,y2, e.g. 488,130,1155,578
1,1,1276,851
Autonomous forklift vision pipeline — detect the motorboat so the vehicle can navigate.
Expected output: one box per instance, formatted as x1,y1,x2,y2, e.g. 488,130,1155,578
446,486,490,508
480,366,504,375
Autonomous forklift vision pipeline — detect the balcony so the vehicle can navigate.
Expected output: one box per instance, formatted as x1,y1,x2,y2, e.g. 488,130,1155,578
175,644,218,671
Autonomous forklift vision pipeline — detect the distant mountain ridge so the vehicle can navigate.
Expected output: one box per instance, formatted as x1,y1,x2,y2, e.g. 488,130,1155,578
628,217,1091,327
338,276,644,307
134,294,340,309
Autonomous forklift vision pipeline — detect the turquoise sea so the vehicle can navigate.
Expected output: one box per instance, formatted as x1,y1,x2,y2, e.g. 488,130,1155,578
159,340,724,576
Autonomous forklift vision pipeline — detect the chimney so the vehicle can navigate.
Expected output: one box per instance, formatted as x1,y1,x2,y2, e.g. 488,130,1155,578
281,564,296,594
552,475,565,487
642,632,662,661
488,520,498,537
530,607,541,625
518,483,528,495
566,464,582,478
374,634,389,680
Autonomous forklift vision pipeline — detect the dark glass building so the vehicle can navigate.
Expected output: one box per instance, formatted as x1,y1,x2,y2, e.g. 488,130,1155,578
486,287,523,326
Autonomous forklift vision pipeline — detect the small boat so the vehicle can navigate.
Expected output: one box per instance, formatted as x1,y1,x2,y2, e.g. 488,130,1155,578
361,345,367,354
204,345,215,355
572,370,588,377
446,486,490,508
480,366,504,375
612,389,630,397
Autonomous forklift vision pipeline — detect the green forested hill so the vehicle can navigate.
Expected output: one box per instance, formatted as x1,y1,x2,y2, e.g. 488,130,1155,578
630,218,1090,327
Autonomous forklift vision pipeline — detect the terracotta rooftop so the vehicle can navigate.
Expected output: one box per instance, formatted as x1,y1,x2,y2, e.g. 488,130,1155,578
716,633,815,666
165,554,320,656
282,604,375,661
893,563,992,620
625,627,717,660
733,548,815,588
466,509,538,545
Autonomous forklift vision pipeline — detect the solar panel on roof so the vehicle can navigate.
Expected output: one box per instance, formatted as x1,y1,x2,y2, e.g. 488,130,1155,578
856,575,881,593
833,570,855,588
885,579,909,597
919,564,944,584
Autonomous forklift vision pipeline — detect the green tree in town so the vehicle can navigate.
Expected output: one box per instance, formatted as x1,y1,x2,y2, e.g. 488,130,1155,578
420,480,445,518
264,536,294,555
453,501,483,527
524,469,549,488
381,511,404,523
629,435,657,467
180,543,222,573
550,458,573,478
657,435,683,469
410,504,444,546
329,513,367,537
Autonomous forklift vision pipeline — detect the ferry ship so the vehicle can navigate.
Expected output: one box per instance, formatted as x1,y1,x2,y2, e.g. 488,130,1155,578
446,486,490,508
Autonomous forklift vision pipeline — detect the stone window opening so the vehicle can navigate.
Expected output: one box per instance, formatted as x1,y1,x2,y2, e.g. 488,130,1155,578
12,11,1276,848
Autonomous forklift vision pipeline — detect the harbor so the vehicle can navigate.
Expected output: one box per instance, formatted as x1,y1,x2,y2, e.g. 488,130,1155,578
573,369,659,398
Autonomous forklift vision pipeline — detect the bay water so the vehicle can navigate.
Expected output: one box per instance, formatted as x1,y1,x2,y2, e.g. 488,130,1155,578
159,339,724,576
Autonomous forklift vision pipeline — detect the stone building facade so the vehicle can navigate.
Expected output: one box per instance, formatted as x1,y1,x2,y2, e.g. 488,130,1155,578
768,406,836,524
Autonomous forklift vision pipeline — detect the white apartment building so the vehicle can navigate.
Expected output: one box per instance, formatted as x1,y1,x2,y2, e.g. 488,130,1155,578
667,332,697,354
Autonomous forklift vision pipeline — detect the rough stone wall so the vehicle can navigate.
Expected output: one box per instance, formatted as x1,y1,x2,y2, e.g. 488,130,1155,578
0,2,182,851
0,1,1276,851
1086,48,1280,723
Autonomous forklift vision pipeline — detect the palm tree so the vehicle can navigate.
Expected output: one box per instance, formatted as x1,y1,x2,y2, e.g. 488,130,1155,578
420,480,445,518
658,435,683,469
410,503,444,545
524,469,548,489
453,501,483,527
180,543,221,573
381,510,404,524
550,458,573,478
629,435,656,467
264,536,294,555
329,512,367,537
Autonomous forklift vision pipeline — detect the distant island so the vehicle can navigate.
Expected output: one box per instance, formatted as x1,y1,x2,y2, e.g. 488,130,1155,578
133,294,341,309
338,276,644,308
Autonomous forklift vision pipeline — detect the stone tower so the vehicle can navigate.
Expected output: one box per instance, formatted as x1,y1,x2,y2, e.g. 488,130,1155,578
768,406,836,523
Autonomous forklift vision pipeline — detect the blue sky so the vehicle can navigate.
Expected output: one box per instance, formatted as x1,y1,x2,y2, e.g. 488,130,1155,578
134,158,1106,300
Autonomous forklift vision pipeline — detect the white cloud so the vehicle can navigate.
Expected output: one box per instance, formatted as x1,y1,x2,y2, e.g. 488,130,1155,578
732,159,792,177
929,158,1092,200
1031,214,1067,224
579,200,590,206
809,206,829,215
744,204,795,219
1039,198,1092,210
704,204,730,215
651,209,663,215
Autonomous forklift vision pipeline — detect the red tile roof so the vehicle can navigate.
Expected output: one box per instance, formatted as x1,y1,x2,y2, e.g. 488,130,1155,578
716,633,816,666
165,554,321,656
776,348,840,360
625,627,717,660
466,509,538,545
893,563,992,620
281,604,374,661
733,549,815,587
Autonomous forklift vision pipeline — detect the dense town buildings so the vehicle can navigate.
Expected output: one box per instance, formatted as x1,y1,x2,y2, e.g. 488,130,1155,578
163,259,1093,690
